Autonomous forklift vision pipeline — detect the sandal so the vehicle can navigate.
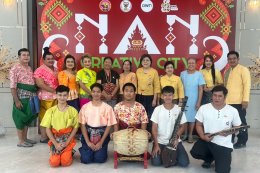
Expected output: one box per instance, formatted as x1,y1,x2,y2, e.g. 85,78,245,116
25,139,37,144
17,142,33,147
181,135,188,141
187,136,194,143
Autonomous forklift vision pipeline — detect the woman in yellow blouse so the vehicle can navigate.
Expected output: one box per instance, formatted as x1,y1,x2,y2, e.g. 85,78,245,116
76,54,96,107
160,61,184,104
200,55,223,104
136,54,160,133
118,60,137,101
58,55,80,111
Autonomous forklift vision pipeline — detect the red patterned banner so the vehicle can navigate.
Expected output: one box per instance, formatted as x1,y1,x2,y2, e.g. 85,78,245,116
37,0,236,75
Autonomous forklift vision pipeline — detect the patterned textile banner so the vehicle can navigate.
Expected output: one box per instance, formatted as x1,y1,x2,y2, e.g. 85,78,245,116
36,0,236,75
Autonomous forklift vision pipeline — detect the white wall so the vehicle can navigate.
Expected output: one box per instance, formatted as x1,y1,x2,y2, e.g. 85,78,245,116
236,0,260,128
0,0,27,127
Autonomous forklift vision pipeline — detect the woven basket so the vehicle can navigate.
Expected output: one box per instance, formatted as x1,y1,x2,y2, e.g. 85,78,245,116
113,128,149,156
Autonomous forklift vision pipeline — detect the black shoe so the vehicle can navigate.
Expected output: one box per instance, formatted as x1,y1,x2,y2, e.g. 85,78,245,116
40,138,49,143
233,143,246,149
202,161,212,168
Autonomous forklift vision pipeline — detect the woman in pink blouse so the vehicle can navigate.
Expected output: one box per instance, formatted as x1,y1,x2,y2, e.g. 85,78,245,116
9,48,38,147
34,47,58,143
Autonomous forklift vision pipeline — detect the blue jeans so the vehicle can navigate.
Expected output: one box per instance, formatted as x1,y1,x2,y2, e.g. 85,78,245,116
151,142,189,167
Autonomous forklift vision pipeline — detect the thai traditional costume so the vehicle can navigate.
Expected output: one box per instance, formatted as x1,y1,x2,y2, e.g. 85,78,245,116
136,67,160,132
9,63,38,129
76,67,96,107
40,105,79,167
58,70,80,111
34,64,58,122
79,102,117,163
200,69,223,105
118,72,137,101
97,69,119,108
114,101,148,129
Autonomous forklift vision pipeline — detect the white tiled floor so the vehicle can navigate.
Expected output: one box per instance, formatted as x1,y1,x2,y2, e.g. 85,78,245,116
0,127,259,173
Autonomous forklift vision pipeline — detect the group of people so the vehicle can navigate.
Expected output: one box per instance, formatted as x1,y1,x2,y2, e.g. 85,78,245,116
9,47,251,173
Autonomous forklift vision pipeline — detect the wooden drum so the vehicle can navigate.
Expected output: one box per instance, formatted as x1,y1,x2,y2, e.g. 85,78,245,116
113,128,149,156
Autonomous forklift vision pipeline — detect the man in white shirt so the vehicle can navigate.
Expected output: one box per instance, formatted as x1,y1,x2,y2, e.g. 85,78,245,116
190,85,241,173
151,86,189,167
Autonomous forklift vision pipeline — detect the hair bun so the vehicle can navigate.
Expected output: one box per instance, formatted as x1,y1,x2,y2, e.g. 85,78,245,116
43,47,50,54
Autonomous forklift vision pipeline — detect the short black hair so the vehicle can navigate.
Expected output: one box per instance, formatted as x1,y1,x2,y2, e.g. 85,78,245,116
18,48,29,56
164,61,174,69
211,85,228,96
161,86,175,94
140,54,152,65
123,82,136,92
104,56,113,63
227,51,239,58
56,85,69,93
90,83,103,92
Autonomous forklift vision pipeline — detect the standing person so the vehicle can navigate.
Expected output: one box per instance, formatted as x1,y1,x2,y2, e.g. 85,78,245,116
114,82,148,131
180,58,205,143
58,54,80,111
9,48,38,147
78,83,117,164
201,55,223,105
34,47,58,143
160,61,184,104
40,85,79,167
136,54,160,133
224,51,251,149
151,86,189,167
190,85,241,173
97,56,119,108
118,60,137,101
76,54,96,108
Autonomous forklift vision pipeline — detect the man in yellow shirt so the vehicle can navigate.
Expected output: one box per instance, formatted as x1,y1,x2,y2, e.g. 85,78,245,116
224,51,251,149
41,85,79,167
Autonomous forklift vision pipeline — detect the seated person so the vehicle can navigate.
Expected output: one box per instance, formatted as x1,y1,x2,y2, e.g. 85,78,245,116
151,86,189,167
190,85,241,173
114,82,148,131
40,85,79,167
79,83,117,163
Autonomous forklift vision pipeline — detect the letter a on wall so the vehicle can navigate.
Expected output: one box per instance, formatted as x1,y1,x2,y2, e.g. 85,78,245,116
114,15,160,54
